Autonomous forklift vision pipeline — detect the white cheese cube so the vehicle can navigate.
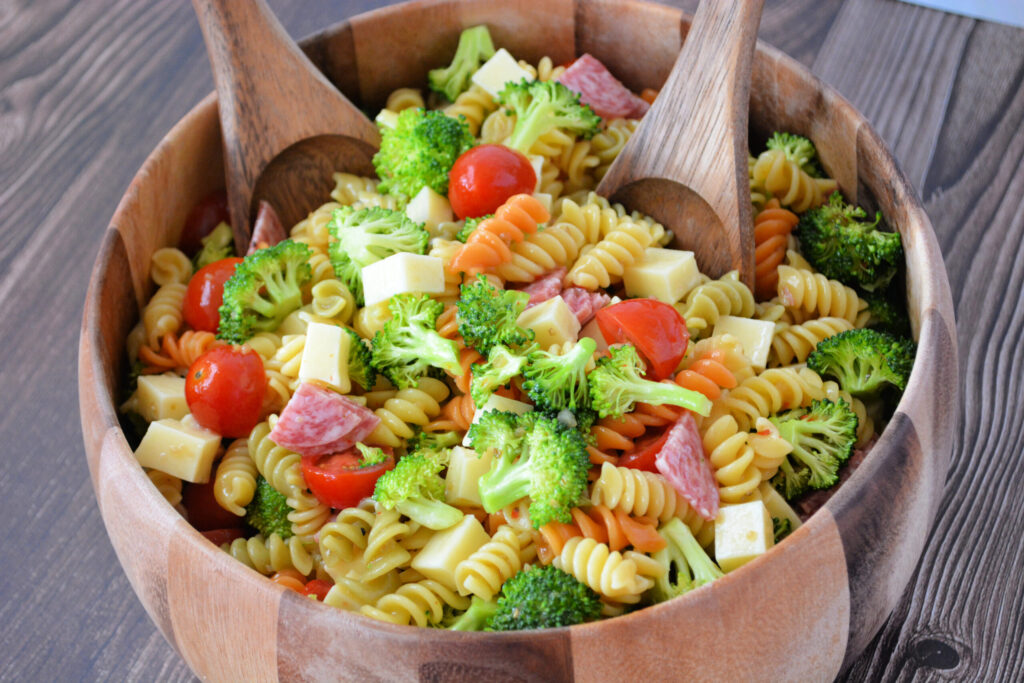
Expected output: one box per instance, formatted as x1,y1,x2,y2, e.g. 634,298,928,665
463,394,534,447
579,317,609,354
134,418,221,483
527,155,545,193
361,253,446,306
411,515,491,590
133,374,189,422
445,446,494,507
375,109,399,129
757,482,803,532
470,48,533,98
516,296,580,349
405,186,453,234
622,248,701,304
298,321,351,393
713,316,775,369
714,501,774,573
532,192,553,213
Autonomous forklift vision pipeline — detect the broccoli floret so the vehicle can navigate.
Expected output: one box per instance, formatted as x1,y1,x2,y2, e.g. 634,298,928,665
344,328,377,391
455,214,491,243
474,413,589,527
406,429,462,454
588,345,712,419
859,288,911,337
245,476,292,539
773,517,793,544
456,275,534,356
769,399,858,499
796,192,904,292
765,131,825,178
470,344,531,407
372,454,462,530
373,108,475,200
327,206,429,304
489,564,601,630
522,337,596,413
354,442,389,467
192,221,234,270
217,240,311,343
428,25,495,102
806,328,915,399
445,596,500,631
649,518,724,603
370,293,462,389
498,79,602,155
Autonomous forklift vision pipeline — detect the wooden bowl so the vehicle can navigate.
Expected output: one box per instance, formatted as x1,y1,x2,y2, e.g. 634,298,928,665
78,1,958,680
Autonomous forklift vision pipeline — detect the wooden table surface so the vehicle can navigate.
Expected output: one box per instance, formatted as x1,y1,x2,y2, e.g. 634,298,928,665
2,0,1022,680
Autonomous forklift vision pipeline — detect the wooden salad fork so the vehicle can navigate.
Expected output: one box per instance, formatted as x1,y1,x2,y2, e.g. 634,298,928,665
192,0,380,252
597,0,764,287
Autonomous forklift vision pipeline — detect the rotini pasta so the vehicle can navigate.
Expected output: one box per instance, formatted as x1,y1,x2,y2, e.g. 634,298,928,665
214,438,258,516
149,247,193,286
753,199,799,300
146,469,182,507
449,194,549,275
750,148,837,213
360,579,471,627
552,536,662,600
567,220,652,290
222,533,314,577
701,415,761,504
139,330,222,374
443,84,497,135
364,377,450,448
769,317,854,366
676,270,755,337
454,525,533,600
142,283,186,349
776,265,866,324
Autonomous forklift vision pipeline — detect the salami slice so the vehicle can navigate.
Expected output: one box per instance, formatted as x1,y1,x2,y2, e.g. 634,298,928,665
557,54,650,120
270,382,380,457
560,286,611,325
246,200,287,255
655,413,720,521
520,267,567,307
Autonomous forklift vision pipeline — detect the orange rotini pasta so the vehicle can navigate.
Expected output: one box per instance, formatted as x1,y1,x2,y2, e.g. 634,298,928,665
449,194,549,275
753,199,799,300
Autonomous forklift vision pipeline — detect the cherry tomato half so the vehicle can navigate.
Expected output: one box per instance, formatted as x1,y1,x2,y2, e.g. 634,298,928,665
448,144,536,219
183,481,246,532
186,346,265,438
619,427,671,473
595,299,689,380
201,528,246,546
183,257,243,333
179,190,230,256
301,450,395,510
303,579,332,601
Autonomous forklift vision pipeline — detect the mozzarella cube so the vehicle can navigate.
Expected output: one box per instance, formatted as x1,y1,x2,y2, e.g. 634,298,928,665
361,253,446,306
463,394,534,447
527,155,545,193
758,482,803,532
532,192,553,213
714,501,774,573
405,186,453,234
622,248,701,304
713,316,775,369
470,48,533,98
133,374,189,422
375,109,399,129
579,317,609,354
445,446,494,507
134,418,221,483
516,296,580,349
298,321,351,393
411,515,491,590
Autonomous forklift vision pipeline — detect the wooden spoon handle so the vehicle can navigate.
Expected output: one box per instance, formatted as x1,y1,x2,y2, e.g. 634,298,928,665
192,0,379,250
599,0,763,286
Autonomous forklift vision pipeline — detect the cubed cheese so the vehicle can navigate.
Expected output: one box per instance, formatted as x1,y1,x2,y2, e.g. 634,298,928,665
133,374,189,422
445,446,494,507
405,186,453,234
375,109,399,129
713,316,775,369
527,155,545,193
757,482,803,531
714,501,774,573
463,394,533,447
361,253,446,306
579,317,609,354
298,321,351,393
134,418,221,483
622,248,701,304
411,515,491,590
470,48,533,98
516,296,580,348
532,192,553,213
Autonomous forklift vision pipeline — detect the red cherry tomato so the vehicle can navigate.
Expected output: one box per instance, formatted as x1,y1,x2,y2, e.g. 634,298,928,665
186,346,265,438
183,482,245,532
303,579,332,601
595,299,689,380
179,190,230,255
300,450,396,510
200,528,246,546
183,257,243,332
448,144,536,219
618,427,671,472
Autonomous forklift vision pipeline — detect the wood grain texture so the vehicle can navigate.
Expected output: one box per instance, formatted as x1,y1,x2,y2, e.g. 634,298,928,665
1,1,1022,682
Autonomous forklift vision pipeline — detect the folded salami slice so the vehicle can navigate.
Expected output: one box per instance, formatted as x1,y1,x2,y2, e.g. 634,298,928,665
520,267,567,307
655,412,720,521
269,382,380,457
560,286,610,325
246,200,287,255
557,54,650,120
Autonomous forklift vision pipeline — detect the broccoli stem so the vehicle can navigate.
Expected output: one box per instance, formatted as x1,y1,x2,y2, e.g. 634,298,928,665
628,381,712,417
447,596,499,631
396,498,463,530
478,461,531,514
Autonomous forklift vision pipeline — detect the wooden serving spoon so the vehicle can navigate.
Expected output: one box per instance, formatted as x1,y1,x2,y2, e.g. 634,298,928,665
193,0,380,252
597,0,764,288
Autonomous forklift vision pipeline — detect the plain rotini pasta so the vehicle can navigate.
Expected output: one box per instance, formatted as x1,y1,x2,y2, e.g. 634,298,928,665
325,573,401,612
748,417,793,481
454,525,532,601
590,118,640,181
142,283,186,349
385,87,425,112
363,507,417,581
214,438,258,516
289,201,341,253
701,415,761,504
769,317,854,366
364,377,451,448
479,108,517,145
750,148,837,213
552,536,662,600
442,84,497,135
590,462,700,527
360,579,471,627
222,533,314,577
139,330,222,374
567,220,652,289
776,265,866,324
353,301,393,340
330,173,381,207
318,503,377,580
494,220,588,282
149,247,193,286
677,270,756,336
573,191,670,246
146,469,182,507
708,366,829,433
310,279,355,322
